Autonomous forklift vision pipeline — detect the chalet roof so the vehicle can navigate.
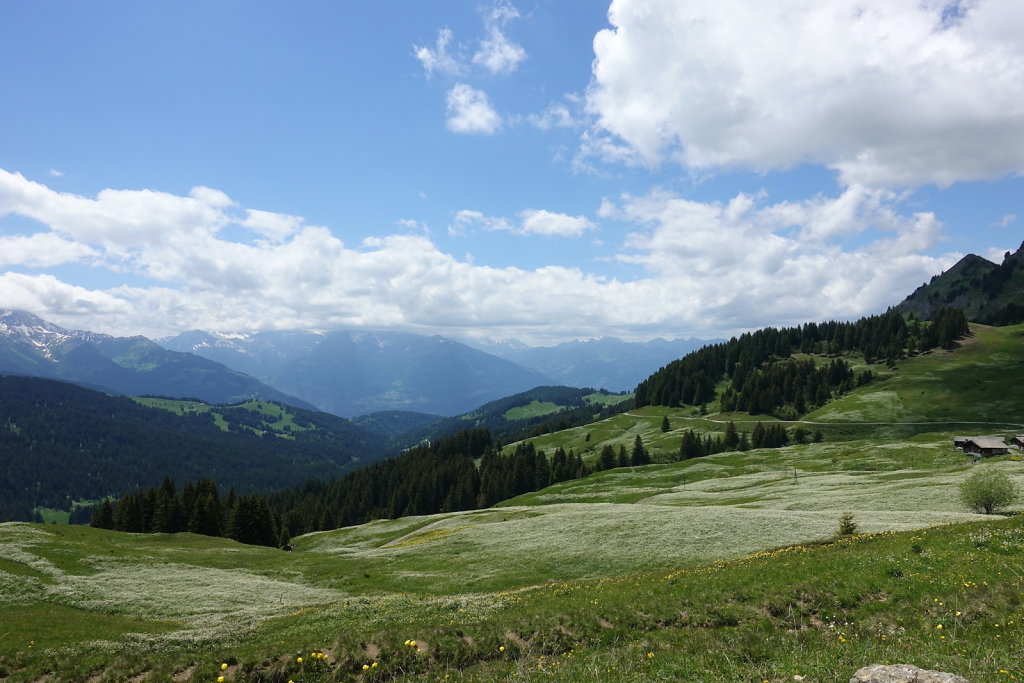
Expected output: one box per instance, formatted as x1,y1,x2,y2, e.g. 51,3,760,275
965,437,1009,449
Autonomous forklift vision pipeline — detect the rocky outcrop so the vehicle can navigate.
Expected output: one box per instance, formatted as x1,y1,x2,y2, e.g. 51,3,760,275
850,664,969,683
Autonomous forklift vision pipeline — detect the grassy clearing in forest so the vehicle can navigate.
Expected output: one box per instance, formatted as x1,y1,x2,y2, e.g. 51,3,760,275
503,401,563,421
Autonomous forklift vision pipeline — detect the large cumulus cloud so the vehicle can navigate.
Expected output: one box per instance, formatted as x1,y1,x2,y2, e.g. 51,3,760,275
586,0,1024,187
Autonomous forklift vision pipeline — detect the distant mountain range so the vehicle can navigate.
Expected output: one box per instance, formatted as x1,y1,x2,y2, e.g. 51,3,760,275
0,310,711,420
160,329,554,417
0,310,314,409
466,336,719,391
896,241,1024,324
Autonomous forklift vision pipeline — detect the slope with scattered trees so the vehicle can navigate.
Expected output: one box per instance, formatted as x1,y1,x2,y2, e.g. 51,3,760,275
635,308,968,416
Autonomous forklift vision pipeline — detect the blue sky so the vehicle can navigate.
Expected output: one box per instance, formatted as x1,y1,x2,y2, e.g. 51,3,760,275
1,0,1021,344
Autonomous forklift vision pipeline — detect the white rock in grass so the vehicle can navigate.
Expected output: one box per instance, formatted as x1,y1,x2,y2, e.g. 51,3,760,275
850,664,969,683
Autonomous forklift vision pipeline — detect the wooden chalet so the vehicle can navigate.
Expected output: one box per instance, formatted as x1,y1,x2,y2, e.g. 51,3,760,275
1010,435,1024,449
961,436,1010,456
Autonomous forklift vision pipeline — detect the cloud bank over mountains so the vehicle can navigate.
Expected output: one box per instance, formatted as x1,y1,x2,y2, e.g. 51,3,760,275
0,168,951,343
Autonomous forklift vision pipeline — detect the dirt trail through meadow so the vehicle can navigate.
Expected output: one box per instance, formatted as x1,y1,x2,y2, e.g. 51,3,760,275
627,413,1024,428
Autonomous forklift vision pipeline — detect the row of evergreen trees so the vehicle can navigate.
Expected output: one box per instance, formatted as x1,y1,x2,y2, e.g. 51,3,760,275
93,413,845,551
91,428,595,542
91,478,285,547
594,436,652,470
636,308,968,414
91,417,824,545
676,421,818,460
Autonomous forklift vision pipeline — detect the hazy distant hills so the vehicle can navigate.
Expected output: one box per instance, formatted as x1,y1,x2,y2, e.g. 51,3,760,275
160,329,554,417
380,385,633,451
475,336,720,392
0,310,315,409
896,241,1024,324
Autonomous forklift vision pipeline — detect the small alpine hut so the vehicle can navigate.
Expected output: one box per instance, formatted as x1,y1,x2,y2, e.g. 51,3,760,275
962,437,1010,456
953,436,970,450
1010,435,1024,450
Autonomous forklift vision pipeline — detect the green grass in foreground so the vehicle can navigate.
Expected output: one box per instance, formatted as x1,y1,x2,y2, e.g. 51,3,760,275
1,515,1022,681
1,437,1022,681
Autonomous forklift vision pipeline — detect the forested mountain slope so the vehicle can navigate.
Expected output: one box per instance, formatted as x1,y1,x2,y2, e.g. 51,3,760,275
896,241,1024,324
0,375,383,521
635,309,968,418
386,385,632,450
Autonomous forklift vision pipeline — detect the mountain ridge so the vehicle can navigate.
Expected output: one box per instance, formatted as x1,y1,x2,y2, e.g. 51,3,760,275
161,328,556,417
0,310,316,409
462,334,720,391
895,241,1024,323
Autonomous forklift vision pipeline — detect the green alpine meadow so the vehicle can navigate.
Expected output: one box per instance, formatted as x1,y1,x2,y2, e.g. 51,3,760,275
2,320,1023,681
5,3,1024,680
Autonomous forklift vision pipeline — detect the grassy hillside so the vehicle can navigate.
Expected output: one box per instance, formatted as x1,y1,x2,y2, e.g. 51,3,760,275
134,396,324,437
1,457,1022,680
1,321,1023,681
807,323,1024,424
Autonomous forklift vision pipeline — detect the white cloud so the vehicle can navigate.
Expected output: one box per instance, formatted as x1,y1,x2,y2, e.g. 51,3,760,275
472,1,526,74
47,169,63,178
0,169,232,256
445,84,502,134
414,28,465,78
397,218,430,236
614,187,951,327
991,213,1017,228
518,209,595,237
0,233,97,267
0,272,131,317
596,198,618,219
449,209,513,236
450,208,594,237
586,0,1024,187
527,103,578,130
242,209,305,242
0,171,962,344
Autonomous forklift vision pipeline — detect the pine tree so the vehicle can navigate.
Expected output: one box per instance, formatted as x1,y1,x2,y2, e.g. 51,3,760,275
90,499,115,530
617,445,629,468
679,430,703,460
723,421,739,450
631,435,650,466
188,492,223,537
